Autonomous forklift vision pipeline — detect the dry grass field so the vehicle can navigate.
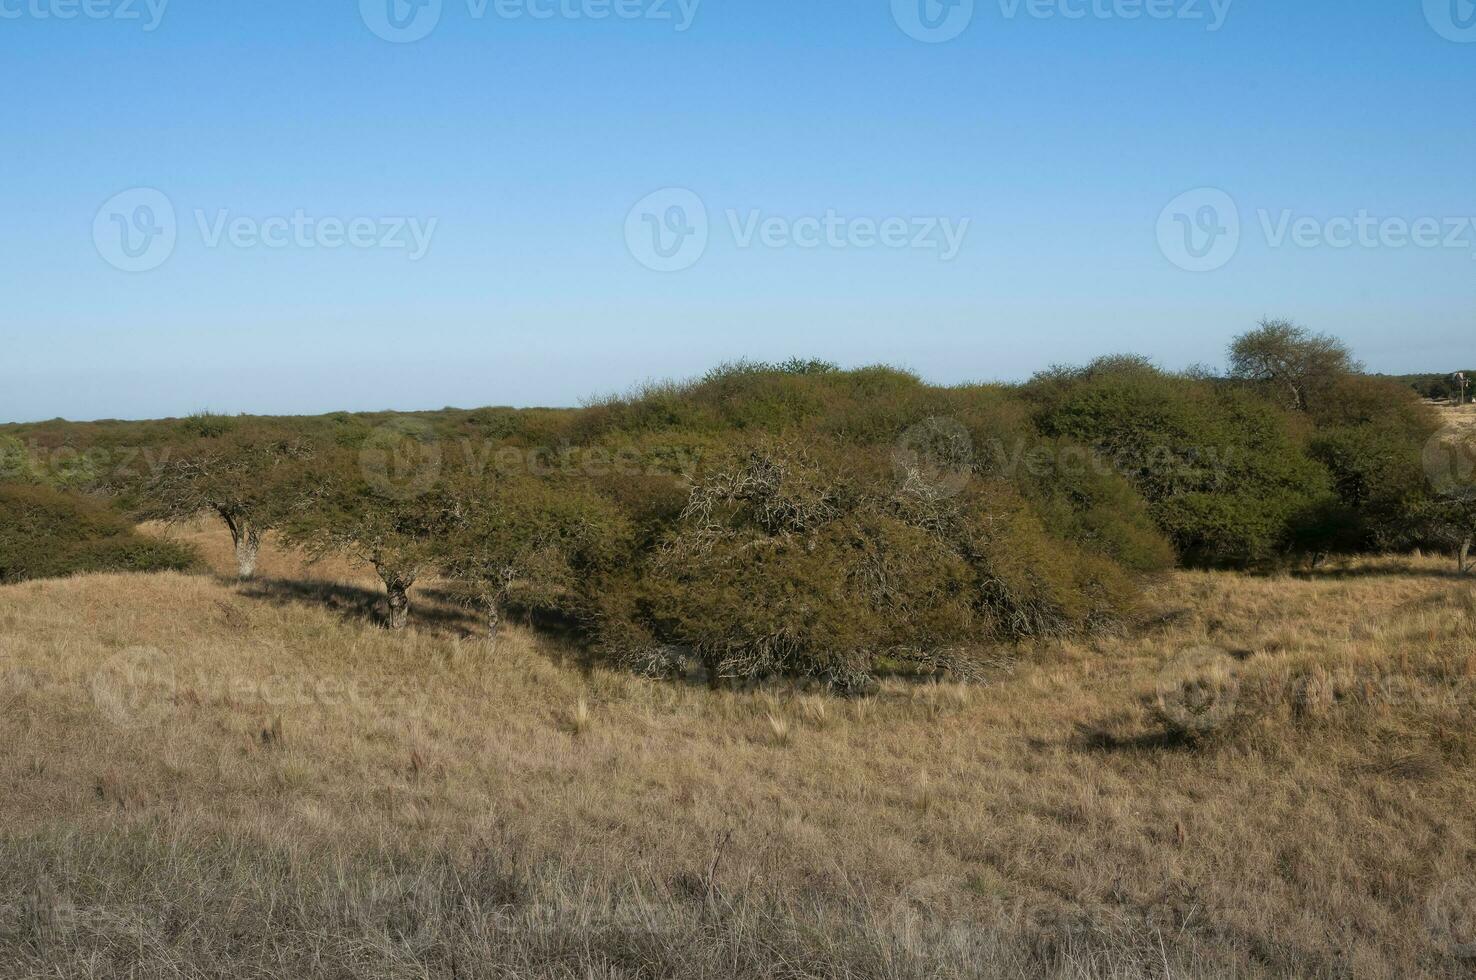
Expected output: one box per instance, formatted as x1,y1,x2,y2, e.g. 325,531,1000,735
2,518,1475,978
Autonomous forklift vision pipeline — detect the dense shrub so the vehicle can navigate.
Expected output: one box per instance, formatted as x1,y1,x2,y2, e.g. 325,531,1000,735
589,440,1144,693
1025,358,1334,565
0,483,198,584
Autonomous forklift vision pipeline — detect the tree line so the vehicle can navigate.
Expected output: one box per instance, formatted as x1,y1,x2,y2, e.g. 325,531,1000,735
2,322,1469,691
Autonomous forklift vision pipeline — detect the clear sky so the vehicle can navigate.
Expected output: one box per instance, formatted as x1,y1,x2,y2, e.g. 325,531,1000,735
1,0,1472,422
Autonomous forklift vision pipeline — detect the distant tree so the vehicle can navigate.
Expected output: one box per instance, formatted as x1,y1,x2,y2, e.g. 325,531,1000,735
139,428,313,579
439,476,629,641
280,451,465,630
1228,320,1360,413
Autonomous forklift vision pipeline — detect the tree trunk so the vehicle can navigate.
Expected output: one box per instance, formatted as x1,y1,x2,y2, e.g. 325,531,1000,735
234,527,261,580
386,586,410,630
485,602,501,644
380,570,414,630
220,511,260,580
1460,537,1472,575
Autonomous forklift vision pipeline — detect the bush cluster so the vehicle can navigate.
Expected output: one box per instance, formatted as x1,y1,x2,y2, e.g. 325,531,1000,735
0,325,1453,689
0,484,198,584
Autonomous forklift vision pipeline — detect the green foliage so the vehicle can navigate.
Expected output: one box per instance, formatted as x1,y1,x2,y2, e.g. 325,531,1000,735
4,331,1450,683
591,440,1143,693
1305,377,1439,550
441,474,634,624
1227,319,1359,413
0,483,197,584
1026,357,1333,565
178,412,237,439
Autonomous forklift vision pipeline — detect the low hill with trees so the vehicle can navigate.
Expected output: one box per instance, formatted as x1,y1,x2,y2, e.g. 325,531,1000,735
0,322,1461,690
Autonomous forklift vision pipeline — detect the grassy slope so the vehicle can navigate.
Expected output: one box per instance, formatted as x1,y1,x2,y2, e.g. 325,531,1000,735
1,518,1474,978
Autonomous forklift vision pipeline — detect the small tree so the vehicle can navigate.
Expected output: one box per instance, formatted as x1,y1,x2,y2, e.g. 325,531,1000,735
1228,319,1360,413
440,475,628,641
281,452,466,630
138,428,313,579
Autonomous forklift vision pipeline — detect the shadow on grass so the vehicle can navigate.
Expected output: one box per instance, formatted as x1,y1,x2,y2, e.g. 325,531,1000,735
1275,561,1465,582
232,576,486,637
1068,721,1203,754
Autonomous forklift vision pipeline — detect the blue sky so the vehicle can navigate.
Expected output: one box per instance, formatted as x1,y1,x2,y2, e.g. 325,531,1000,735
1,0,1472,422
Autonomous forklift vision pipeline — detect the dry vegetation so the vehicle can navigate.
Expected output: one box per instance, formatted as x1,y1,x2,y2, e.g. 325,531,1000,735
1,517,1474,978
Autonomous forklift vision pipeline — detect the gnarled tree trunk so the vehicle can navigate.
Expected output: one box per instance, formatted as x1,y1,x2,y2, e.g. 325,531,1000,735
379,569,415,630
220,510,261,580
234,527,261,579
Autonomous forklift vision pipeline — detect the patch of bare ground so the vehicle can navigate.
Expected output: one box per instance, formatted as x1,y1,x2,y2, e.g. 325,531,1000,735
1,526,1474,977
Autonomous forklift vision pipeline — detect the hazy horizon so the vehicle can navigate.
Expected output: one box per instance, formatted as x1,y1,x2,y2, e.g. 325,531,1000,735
1,353,1464,426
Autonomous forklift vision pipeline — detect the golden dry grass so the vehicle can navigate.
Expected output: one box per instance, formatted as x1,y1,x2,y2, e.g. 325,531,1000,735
2,520,1475,977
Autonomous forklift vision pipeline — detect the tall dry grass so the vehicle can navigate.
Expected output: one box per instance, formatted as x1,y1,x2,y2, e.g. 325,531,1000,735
1,520,1474,977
